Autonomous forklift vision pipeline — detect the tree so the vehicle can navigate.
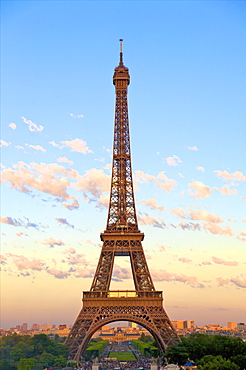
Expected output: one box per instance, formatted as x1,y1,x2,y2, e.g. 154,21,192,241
17,358,35,370
197,355,240,370
231,355,246,370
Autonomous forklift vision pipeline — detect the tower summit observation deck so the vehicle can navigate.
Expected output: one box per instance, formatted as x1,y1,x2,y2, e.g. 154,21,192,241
65,40,180,363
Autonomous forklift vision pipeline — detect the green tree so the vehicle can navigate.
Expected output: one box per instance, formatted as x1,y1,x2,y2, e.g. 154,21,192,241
231,355,246,370
17,358,35,370
54,355,67,367
166,343,189,365
197,355,239,370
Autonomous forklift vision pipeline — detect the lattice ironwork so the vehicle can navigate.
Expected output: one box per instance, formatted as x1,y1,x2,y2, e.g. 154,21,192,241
65,40,180,363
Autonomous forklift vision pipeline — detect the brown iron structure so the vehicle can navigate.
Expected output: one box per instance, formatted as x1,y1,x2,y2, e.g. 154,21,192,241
65,40,180,362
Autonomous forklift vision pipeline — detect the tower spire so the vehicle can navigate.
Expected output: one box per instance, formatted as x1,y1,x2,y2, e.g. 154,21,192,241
119,38,123,65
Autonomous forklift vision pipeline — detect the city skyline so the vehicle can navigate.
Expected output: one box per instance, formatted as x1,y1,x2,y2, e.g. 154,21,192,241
1,1,246,329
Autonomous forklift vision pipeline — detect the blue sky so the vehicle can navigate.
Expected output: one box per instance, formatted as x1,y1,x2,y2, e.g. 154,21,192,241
1,1,246,329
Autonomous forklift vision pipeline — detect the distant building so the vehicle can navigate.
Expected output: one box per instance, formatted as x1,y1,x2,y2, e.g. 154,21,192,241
171,320,195,330
227,322,237,330
41,323,55,330
21,323,28,331
58,324,67,330
237,322,246,331
31,323,40,331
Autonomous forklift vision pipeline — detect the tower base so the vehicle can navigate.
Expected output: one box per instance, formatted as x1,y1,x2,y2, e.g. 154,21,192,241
65,290,180,362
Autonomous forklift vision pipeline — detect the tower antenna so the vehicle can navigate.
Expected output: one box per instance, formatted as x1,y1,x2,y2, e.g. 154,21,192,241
119,38,123,64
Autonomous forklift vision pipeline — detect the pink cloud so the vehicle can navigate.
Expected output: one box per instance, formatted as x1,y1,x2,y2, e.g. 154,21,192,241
166,155,182,166
201,261,212,265
25,144,46,152
0,140,11,147
212,256,238,266
46,268,70,279
61,138,93,154
37,238,65,248
203,222,234,236
138,213,166,229
70,267,94,278
139,198,164,211
151,269,204,288
55,218,74,228
188,181,212,199
1,161,75,201
75,168,110,198
112,265,132,281
188,207,223,223
197,166,204,172
177,222,201,231
0,216,39,229
156,172,176,192
230,276,246,288
213,184,237,196
214,170,246,182
7,254,45,271
170,208,186,219
135,170,176,193
178,257,192,264
57,156,74,165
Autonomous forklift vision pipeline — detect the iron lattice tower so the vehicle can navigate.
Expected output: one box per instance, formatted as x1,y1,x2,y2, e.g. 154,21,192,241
65,40,180,363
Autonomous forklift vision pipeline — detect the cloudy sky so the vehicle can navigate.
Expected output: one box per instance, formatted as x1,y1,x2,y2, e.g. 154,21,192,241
1,1,246,329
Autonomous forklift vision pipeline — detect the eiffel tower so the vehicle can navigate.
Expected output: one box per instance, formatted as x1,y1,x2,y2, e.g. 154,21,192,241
65,40,180,363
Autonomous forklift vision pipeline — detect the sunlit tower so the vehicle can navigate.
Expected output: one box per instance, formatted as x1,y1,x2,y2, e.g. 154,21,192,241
65,40,180,363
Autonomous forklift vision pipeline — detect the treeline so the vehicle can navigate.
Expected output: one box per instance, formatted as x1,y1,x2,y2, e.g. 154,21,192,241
165,333,246,370
0,334,68,370
85,339,108,360
132,333,159,358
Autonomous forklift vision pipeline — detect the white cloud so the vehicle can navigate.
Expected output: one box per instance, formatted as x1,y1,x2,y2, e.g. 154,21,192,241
69,113,84,118
9,123,16,130
22,116,44,132
61,138,93,154
25,144,46,152
188,146,198,151
166,155,182,166
49,141,61,148
57,156,74,165
0,140,11,147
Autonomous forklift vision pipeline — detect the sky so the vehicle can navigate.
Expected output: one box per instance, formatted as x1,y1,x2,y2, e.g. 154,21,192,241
1,0,246,330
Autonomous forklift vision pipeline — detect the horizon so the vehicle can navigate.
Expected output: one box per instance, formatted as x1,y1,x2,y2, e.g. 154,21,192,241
1,1,246,330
